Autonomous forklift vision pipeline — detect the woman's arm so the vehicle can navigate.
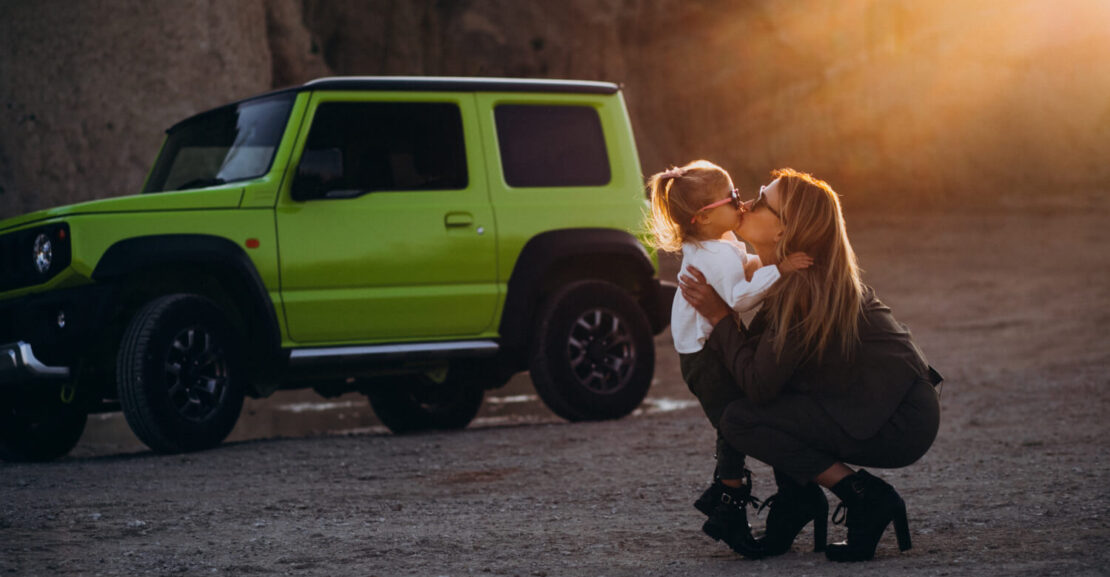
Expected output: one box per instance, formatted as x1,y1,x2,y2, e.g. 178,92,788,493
680,266,802,404
678,265,731,326
687,244,756,314
703,315,801,404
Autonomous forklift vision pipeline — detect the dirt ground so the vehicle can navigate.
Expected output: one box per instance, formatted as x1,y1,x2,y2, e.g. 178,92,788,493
2,199,1109,576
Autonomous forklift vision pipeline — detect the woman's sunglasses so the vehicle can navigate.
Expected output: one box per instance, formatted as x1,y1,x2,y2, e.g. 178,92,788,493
750,185,782,220
691,188,742,223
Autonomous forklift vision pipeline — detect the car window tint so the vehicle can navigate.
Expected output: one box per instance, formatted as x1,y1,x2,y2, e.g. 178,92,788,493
494,105,610,188
299,102,467,199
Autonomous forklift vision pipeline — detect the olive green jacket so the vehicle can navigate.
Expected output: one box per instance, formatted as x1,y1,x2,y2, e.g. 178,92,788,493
705,285,938,440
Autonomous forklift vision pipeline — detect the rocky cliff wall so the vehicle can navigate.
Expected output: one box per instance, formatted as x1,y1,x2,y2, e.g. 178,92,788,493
1,0,1107,219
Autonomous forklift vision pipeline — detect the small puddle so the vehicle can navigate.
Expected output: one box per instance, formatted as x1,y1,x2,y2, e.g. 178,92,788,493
70,372,699,459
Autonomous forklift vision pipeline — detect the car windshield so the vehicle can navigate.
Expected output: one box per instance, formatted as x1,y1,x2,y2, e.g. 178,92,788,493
143,94,295,193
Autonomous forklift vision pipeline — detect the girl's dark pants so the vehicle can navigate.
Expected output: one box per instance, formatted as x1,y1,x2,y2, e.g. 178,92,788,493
679,348,749,479
719,377,941,484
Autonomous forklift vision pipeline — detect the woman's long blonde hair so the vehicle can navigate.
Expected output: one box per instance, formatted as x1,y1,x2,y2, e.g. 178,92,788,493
764,168,864,361
646,160,733,253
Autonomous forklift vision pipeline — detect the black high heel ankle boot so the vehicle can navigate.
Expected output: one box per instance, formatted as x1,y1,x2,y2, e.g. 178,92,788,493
757,469,828,556
825,470,912,562
702,470,764,559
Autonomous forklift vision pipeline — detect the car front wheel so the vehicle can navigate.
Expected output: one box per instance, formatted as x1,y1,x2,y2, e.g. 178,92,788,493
116,294,245,454
529,280,655,422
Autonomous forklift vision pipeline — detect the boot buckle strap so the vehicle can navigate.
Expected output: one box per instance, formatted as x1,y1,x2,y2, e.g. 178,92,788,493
832,502,848,525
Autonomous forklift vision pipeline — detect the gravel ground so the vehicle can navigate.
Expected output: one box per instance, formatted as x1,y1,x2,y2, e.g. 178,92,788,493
2,204,1109,576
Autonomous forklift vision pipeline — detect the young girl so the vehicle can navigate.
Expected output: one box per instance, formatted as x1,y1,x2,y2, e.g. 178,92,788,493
647,160,811,558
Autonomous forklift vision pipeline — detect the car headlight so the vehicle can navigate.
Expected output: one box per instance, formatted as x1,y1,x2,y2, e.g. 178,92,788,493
33,233,54,274
0,223,69,292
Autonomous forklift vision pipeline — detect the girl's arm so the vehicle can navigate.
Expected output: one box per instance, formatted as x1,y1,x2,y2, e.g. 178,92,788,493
730,262,779,313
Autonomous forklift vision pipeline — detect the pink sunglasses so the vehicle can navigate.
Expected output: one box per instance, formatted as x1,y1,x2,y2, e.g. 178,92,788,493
691,188,742,223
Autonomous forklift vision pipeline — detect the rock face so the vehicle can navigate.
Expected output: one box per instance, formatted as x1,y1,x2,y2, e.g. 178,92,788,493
0,0,273,217
1,0,1107,219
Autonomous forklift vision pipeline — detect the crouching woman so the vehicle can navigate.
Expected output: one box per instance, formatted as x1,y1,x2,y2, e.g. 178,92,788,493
680,168,941,562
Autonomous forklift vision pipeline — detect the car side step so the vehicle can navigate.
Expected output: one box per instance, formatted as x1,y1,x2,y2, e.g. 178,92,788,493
288,340,500,368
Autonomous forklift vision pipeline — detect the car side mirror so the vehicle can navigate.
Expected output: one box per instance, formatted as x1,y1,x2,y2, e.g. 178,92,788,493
291,148,344,201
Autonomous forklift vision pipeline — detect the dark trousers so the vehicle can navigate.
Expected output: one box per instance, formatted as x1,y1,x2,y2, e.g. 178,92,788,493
720,377,941,484
679,349,748,479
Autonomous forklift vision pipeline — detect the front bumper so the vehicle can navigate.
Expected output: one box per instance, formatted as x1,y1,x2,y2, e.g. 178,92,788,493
0,282,116,372
1,341,71,385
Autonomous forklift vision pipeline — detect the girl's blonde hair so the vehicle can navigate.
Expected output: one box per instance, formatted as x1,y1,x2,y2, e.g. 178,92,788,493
646,160,733,253
763,168,864,361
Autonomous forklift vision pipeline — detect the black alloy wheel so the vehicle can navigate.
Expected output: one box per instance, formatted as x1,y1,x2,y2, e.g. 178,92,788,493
530,280,654,422
565,307,638,395
164,326,231,423
117,294,245,454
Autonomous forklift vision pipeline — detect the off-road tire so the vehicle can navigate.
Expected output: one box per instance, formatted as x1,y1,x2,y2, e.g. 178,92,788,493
0,403,87,462
529,280,654,421
117,294,245,454
365,365,485,434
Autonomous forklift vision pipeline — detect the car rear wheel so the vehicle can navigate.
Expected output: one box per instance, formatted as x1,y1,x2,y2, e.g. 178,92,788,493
529,280,654,422
365,364,485,434
0,401,87,462
117,294,245,454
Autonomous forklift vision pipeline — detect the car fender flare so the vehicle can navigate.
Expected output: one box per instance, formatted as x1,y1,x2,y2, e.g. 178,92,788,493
498,228,660,365
91,234,281,358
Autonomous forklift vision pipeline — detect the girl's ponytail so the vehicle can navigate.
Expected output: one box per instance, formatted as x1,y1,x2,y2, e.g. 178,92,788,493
647,170,685,253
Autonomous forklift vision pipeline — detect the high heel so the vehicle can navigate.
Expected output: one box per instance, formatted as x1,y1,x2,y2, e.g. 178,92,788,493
757,470,828,556
825,470,913,562
814,507,828,552
893,502,912,551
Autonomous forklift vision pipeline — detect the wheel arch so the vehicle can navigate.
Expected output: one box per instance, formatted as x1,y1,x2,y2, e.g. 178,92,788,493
91,234,282,390
498,228,662,368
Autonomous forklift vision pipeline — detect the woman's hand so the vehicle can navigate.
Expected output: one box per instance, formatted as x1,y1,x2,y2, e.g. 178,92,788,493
679,266,731,325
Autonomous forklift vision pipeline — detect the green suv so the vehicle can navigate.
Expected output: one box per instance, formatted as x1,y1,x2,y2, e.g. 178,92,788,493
0,77,674,461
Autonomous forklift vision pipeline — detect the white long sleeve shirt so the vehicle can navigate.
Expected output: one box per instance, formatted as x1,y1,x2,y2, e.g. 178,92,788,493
671,238,781,354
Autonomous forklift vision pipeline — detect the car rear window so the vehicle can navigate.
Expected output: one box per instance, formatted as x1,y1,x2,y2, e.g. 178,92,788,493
494,105,610,188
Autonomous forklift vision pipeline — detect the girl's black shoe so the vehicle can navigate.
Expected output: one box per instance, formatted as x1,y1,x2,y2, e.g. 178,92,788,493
757,469,828,556
825,470,912,562
694,479,723,517
701,470,764,559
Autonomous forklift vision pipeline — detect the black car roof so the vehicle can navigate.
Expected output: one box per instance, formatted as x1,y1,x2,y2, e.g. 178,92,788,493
167,76,621,133
303,76,620,94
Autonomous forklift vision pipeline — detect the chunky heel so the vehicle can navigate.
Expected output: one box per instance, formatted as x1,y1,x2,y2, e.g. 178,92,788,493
893,501,911,551
825,470,912,562
757,471,829,557
813,500,828,552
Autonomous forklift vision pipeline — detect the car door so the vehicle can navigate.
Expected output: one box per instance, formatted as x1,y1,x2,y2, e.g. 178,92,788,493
275,91,498,344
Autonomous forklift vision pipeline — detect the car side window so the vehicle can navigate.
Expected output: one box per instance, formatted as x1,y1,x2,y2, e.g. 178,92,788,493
293,101,467,201
494,104,610,188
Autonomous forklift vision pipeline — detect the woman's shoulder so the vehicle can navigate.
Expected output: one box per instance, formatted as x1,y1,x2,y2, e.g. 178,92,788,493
859,284,887,312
